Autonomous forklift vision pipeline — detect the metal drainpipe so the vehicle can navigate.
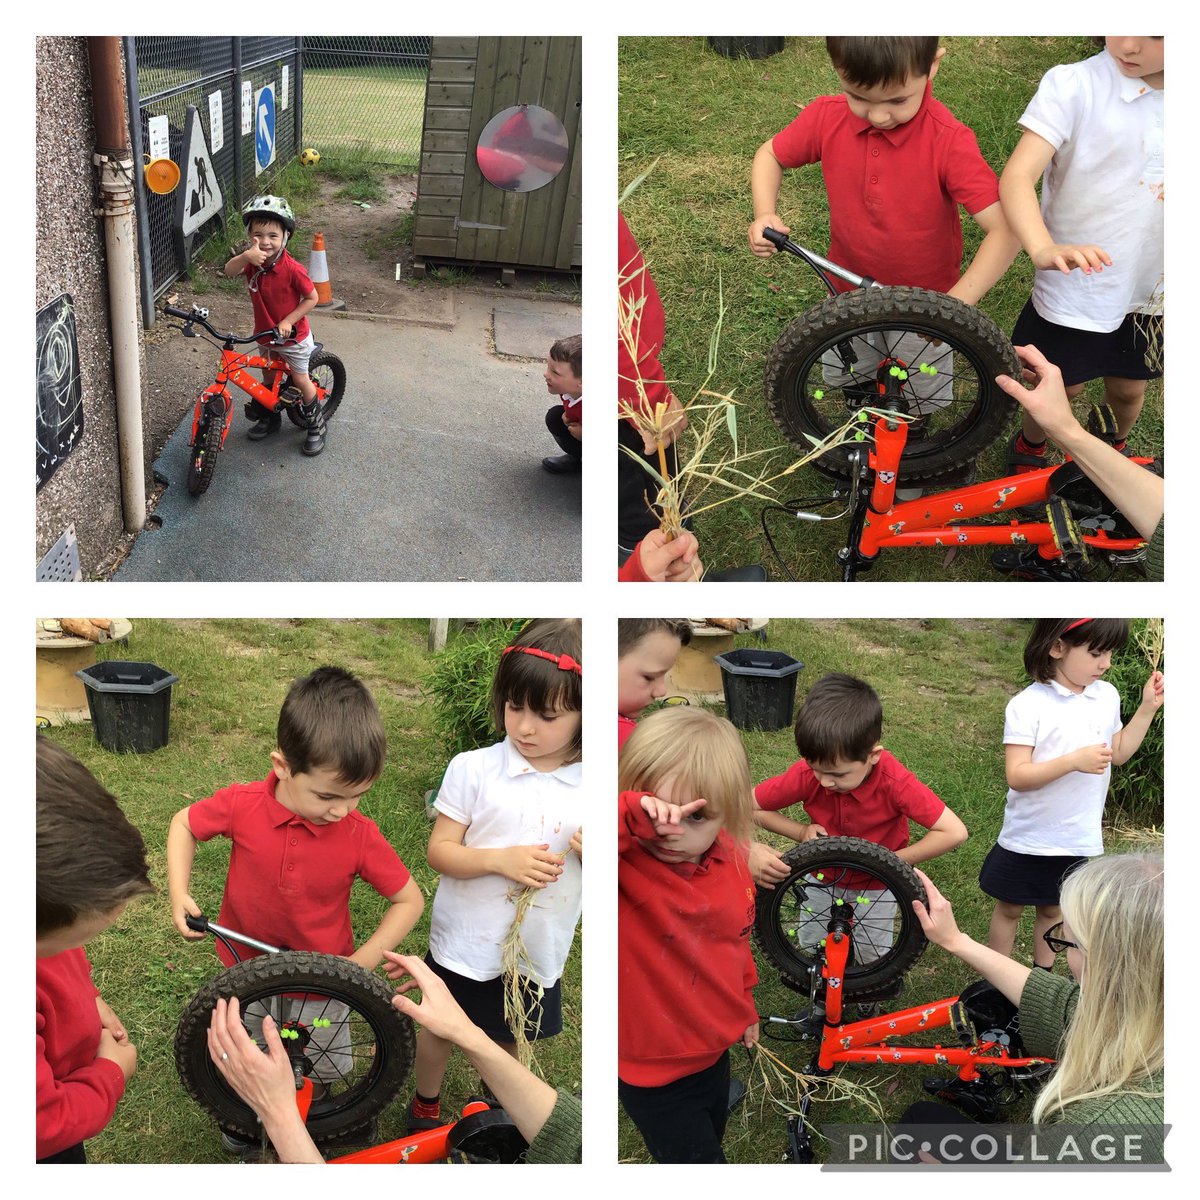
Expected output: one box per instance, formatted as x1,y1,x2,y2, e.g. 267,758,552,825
88,36,145,533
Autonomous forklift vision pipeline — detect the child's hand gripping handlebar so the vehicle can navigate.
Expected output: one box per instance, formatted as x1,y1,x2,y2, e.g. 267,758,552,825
759,228,881,292
184,911,283,958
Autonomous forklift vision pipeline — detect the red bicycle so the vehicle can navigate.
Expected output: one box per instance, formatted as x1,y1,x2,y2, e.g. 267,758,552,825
161,304,346,496
754,838,1053,1162
174,915,526,1163
757,230,1158,581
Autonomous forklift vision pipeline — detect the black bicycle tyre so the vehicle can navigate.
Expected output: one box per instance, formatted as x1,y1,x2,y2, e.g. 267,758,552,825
754,836,928,997
764,287,1019,483
186,412,224,496
285,350,346,428
175,951,414,1142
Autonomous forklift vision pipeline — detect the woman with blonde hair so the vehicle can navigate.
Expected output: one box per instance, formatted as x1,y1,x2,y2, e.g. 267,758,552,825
913,852,1163,1159
618,706,759,1162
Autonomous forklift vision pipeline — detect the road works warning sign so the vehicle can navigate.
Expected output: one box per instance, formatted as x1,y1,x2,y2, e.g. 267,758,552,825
176,105,223,237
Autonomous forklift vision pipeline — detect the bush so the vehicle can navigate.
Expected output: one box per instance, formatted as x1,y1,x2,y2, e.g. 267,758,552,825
1105,620,1164,829
422,619,525,771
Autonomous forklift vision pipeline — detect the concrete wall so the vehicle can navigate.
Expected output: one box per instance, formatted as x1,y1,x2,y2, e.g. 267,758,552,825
35,37,143,577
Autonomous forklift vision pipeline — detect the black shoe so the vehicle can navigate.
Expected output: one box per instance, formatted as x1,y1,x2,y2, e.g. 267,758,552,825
299,402,326,456
542,453,581,474
247,411,282,441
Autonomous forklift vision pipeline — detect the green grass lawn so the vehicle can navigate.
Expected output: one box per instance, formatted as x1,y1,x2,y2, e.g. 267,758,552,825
618,618,1163,1163
618,37,1163,581
44,619,581,1163
302,66,427,166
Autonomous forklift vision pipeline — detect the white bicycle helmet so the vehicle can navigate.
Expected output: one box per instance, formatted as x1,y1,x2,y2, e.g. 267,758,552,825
242,194,296,236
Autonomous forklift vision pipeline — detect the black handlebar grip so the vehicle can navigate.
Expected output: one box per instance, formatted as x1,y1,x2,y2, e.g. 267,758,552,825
184,912,210,933
762,227,787,248
162,305,191,319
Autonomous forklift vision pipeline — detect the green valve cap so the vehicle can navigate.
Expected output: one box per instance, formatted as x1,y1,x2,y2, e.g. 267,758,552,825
814,389,825,400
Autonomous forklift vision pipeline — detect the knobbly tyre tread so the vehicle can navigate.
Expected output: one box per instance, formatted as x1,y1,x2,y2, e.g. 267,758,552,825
186,411,224,495
175,950,414,1143
285,349,346,427
754,836,928,997
764,286,1020,483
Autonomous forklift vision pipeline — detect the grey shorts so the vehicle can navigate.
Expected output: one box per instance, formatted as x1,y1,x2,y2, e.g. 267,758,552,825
267,333,315,376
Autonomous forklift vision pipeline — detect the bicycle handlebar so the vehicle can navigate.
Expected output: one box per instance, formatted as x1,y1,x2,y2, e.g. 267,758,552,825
760,229,880,290
161,304,283,346
185,911,283,956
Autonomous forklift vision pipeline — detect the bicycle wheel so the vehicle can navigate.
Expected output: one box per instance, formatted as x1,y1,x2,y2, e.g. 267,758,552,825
175,951,414,1143
754,836,928,997
285,350,346,427
186,411,224,496
764,287,1019,483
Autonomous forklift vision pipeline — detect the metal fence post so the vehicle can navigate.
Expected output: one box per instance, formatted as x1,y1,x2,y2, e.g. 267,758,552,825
122,36,156,328
232,36,243,214
294,36,304,151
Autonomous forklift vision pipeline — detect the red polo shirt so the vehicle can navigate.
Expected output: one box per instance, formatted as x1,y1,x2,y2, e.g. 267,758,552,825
771,86,998,293
755,750,944,853
188,772,411,966
618,211,670,418
243,250,315,343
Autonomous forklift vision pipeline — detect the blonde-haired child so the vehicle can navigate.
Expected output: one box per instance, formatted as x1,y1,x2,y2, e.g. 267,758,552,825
618,706,758,1163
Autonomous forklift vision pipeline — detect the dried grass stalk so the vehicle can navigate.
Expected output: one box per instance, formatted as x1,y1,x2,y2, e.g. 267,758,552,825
1135,277,1164,373
1107,820,1164,846
1133,617,1164,673
501,854,566,1072
619,262,910,550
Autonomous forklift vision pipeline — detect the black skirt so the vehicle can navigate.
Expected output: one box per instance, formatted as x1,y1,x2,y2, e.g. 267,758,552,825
978,842,1089,906
1012,299,1162,388
423,951,562,1042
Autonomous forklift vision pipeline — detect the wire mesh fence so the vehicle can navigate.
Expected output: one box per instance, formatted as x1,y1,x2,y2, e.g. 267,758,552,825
126,36,302,320
300,37,430,166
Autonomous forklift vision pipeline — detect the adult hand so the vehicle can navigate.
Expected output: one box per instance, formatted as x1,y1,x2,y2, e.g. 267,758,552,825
995,344,1079,443
383,953,480,1047
639,391,688,454
637,529,702,582
911,868,964,950
207,995,296,1117
747,840,791,889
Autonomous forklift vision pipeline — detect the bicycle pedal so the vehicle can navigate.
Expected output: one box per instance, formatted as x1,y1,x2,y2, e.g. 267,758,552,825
1085,404,1120,443
280,385,303,402
1045,495,1089,569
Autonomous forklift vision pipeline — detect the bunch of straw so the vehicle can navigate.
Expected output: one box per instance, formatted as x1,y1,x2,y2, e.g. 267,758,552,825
501,856,566,1072
618,263,909,555
1135,276,1164,373
1133,617,1164,673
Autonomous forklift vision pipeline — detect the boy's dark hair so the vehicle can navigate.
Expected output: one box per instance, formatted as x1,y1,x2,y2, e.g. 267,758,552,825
491,618,583,760
794,672,883,764
618,618,693,657
278,666,387,784
826,37,941,88
37,736,153,938
1023,619,1131,684
550,334,582,379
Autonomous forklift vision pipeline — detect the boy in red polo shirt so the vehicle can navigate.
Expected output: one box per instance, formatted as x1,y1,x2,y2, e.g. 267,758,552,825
751,673,967,964
37,737,153,1163
167,666,424,1141
747,38,1020,480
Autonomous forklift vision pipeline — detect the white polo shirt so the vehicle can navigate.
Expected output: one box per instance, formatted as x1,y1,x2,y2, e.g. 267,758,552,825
1021,50,1164,332
1000,677,1123,857
429,738,582,986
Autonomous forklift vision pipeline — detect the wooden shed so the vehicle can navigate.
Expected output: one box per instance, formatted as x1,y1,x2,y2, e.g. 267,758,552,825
412,36,581,280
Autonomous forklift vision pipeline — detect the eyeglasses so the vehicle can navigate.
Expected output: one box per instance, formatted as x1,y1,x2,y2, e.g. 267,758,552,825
1043,922,1080,954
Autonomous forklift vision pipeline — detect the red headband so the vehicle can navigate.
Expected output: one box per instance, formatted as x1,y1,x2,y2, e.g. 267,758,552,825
1063,619,1094,632
502,645,583,676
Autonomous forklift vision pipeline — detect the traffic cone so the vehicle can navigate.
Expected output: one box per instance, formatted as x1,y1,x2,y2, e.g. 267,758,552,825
308,232,345,310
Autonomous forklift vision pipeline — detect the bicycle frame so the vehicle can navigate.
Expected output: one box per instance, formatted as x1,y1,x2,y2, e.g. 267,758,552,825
834,416,1151,579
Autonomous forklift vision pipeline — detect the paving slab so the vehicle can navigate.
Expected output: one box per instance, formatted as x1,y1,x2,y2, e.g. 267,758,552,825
492,299,581,359
116,294,581,582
